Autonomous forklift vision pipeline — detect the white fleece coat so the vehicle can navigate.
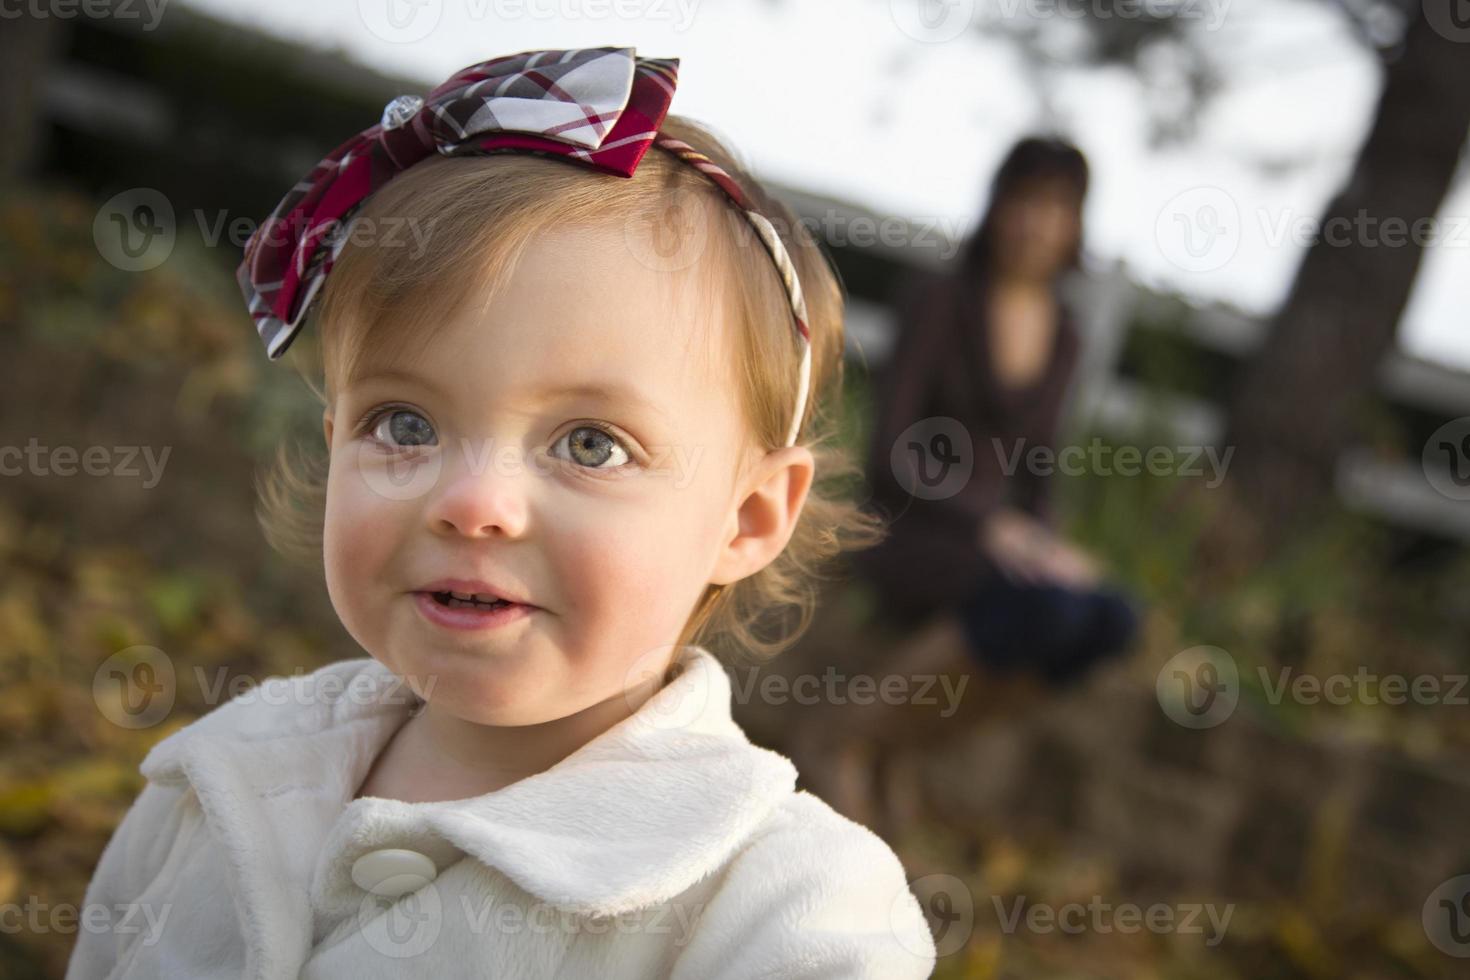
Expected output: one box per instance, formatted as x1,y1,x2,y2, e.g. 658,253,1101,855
65,646,937,979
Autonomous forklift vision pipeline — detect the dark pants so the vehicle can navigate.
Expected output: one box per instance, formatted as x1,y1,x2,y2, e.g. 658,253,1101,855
956,576,1140,688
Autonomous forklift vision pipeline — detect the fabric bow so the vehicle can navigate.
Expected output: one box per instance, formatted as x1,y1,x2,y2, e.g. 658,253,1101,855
237,47,679,359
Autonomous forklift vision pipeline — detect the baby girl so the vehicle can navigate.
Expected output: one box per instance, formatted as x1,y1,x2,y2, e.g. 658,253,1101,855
66,47,937,979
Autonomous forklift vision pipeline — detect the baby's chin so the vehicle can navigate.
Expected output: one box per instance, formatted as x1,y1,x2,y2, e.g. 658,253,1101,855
385,645,603,725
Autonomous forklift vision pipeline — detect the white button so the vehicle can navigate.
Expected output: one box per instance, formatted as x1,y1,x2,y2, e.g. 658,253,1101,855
351,848,438,898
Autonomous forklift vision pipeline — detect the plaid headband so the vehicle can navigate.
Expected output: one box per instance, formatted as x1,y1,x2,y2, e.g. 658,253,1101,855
236,46,812,448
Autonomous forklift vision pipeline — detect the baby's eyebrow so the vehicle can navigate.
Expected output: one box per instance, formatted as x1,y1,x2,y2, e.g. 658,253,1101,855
344,366,449,397
530,381,673,423
345,370,671,423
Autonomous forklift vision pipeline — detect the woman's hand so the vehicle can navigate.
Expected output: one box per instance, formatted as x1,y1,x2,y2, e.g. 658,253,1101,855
979,507,1101,589
1040,537,1101,588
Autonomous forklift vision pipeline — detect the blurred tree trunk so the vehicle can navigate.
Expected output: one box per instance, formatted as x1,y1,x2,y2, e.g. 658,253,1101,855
0,14,66,181
1221,3,1470,541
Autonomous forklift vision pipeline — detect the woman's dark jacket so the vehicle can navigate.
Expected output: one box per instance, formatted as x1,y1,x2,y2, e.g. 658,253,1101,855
852,265,1081,626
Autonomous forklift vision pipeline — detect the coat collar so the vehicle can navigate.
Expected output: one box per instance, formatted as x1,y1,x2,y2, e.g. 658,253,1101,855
139,646,798,979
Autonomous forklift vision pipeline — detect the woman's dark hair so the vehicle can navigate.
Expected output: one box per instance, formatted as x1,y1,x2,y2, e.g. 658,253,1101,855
957,135,1090,277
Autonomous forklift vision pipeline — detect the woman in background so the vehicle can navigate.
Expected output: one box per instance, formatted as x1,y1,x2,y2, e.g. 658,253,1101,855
795,136,1140,827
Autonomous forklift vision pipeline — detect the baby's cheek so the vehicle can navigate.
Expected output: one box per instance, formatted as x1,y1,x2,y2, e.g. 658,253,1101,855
322,465,404,648
554,496,707,656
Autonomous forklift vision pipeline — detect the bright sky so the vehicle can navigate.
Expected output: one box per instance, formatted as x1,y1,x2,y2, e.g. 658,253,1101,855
180,0,1470,371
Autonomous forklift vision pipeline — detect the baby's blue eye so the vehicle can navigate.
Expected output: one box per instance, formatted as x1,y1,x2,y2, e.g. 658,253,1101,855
371,409,437,447
555,424,631,470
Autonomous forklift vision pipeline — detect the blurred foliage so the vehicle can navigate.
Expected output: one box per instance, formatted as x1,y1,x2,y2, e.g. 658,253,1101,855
1061,323,1470,758
0,182,343,977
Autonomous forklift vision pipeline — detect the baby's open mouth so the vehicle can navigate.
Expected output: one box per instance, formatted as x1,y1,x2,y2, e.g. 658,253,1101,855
428,591,513,610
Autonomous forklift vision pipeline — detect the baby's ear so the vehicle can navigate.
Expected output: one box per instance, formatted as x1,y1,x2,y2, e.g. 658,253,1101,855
322,409,335,451
710,445,815,586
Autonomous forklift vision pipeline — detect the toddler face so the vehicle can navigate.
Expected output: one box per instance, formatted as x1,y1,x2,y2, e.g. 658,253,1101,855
321,220,754,727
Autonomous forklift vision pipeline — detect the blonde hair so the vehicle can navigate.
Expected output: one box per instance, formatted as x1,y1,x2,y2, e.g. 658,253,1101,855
255,115,887,663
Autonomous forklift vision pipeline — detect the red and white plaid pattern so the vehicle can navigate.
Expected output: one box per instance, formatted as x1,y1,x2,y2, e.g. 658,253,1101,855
237,46,812,447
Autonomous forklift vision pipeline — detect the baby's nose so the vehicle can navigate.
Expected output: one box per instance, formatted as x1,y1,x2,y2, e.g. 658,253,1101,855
424,443,533,539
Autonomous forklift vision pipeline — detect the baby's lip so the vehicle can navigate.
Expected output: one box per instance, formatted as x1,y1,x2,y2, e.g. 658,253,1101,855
414,577,537,608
